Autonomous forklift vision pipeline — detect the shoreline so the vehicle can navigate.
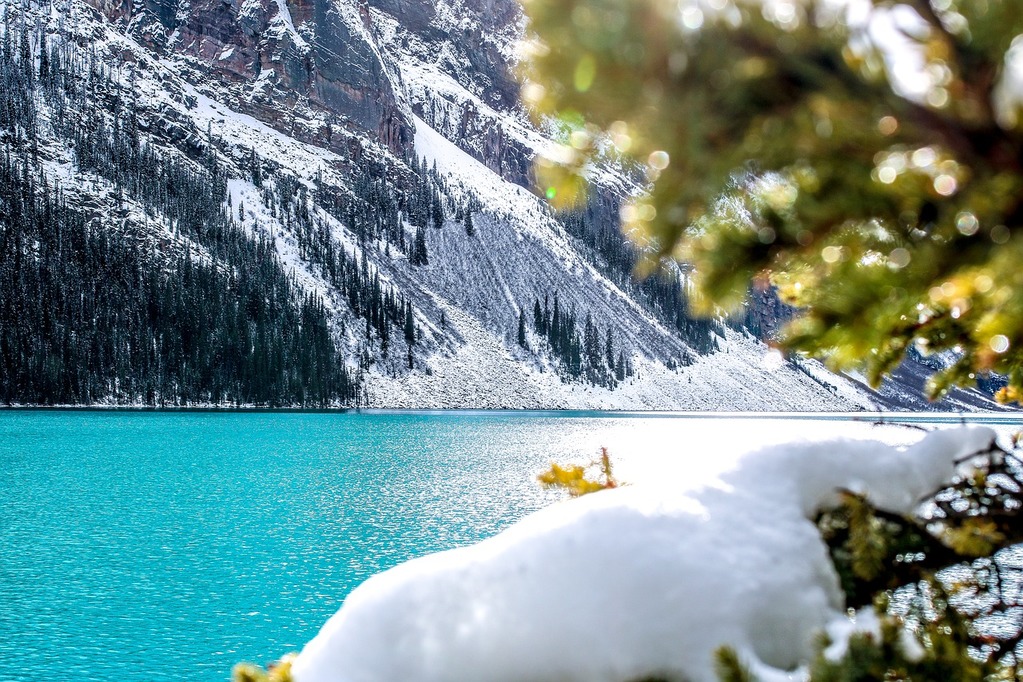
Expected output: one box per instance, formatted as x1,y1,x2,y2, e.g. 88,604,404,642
0,405,1020,423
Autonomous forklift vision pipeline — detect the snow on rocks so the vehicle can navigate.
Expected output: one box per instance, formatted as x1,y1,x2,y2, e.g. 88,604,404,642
24,0,984,411
293,427,997,682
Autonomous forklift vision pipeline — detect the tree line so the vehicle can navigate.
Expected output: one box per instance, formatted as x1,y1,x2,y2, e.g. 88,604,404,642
561,210,725,356
523,291,633,388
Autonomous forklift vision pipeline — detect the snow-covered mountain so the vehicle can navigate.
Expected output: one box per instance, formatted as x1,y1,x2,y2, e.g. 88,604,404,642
0,0,1008,410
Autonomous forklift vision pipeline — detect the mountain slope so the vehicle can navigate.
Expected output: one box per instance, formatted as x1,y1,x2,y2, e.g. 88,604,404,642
0,0,1008,410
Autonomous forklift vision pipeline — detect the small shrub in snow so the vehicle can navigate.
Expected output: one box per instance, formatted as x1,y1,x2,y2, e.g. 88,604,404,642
537,447,619,497
233,654,295,682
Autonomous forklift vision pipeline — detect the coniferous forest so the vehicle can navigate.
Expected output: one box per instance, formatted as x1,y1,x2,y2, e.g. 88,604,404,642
561,210,726,358
0,21,359,406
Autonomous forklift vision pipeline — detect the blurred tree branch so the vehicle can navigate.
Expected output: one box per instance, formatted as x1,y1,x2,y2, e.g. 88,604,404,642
521,0,1023,401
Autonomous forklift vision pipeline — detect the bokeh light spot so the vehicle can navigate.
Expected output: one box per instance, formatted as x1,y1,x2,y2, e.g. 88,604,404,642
990,335,1010,353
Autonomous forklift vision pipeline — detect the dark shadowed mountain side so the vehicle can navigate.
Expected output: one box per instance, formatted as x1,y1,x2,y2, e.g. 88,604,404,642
0,0,1011,410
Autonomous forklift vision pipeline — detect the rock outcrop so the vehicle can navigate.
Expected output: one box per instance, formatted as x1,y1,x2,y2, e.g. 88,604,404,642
84,0,413,156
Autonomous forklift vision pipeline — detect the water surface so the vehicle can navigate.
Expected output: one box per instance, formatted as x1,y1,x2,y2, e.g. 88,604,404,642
0,410,1017,681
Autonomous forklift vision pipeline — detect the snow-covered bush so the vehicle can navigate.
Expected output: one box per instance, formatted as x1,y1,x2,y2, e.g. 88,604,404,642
238,428,1022,682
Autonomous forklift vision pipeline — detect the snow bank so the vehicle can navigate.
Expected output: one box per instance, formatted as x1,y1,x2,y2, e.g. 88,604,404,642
292,427,997,682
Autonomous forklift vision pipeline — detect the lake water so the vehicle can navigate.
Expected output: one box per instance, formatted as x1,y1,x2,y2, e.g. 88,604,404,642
1,410,1019,682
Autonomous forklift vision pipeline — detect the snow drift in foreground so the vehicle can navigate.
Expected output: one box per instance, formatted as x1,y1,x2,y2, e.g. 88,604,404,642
293,427,997,682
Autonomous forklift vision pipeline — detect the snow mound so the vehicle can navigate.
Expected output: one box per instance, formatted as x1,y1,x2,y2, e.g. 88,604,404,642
292,427,996,682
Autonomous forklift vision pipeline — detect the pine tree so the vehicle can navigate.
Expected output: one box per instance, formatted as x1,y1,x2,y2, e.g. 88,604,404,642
517,309,527,348
410,224,428,266
583,313,600,370
551,293,561,352
464,209,475,237
380,317,389,358
404,302,415,345
605,328,615,371
249,148,262,188
37,30,48,84
432,192,444,229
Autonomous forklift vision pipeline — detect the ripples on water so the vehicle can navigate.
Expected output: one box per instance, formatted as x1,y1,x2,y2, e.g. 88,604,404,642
0,411,1017,682
0,411,657,682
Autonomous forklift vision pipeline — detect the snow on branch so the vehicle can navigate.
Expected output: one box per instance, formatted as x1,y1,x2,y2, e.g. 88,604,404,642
287,427,1017,682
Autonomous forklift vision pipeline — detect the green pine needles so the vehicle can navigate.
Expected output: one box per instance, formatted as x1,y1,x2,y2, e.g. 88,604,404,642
805,438,1022,681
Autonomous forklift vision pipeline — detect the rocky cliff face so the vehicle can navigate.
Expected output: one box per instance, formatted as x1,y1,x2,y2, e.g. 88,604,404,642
368,0,535,186
85,0,412,155
84,0,535,185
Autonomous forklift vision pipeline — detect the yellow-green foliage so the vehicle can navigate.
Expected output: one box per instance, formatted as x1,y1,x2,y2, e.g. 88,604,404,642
941,517,1006,557
714,646,755,682
808,602,990,682
538,447,620,497
843,492,890,583
809,449,1023,682
802,437,1023,682
814,492,936,607
521,0,1023,402
232,654,296,682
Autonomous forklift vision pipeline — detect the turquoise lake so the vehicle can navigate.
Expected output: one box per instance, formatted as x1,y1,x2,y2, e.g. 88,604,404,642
2,410,1020,682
